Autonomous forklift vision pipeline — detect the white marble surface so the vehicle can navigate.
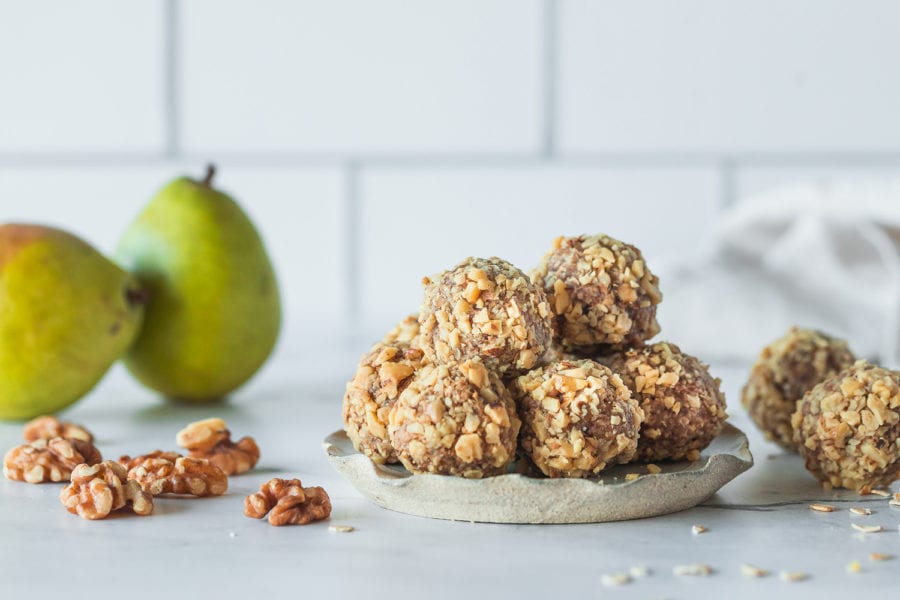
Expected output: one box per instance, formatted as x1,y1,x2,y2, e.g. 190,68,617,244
1,338,897,599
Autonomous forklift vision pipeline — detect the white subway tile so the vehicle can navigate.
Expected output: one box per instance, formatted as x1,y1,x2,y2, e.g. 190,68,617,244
0,1,165,153
736,166,900,201
358,165,720,334
180,0,542,154
0,164,346,333
558,0,900,153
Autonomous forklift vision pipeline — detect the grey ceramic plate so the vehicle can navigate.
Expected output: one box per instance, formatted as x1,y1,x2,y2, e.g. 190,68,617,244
323,423,753,524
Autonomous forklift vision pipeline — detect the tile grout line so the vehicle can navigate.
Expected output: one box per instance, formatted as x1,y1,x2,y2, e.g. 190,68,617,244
5,152,900,168
719,158,737,207
163,0,180,158
541,0,558,158
344,162,361,334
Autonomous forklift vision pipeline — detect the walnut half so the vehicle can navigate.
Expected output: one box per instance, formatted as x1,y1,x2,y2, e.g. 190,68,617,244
4,437,102,483
244,478,332,526
123,452,228,497
23,415,93,443
176,418,260,475
60,461,153,520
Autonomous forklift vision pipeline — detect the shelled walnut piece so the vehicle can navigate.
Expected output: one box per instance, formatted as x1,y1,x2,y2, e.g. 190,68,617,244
176,417,259,475
244,478,332,526
23,415,93,443
60,461,153,520
4,437,102,483
121,451,227,497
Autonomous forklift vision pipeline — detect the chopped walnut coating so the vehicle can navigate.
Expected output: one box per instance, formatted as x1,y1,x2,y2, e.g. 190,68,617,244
60,461,153,520
742,327,856,450
4,437,102,483
603,342,727,462
244,478,332,526
124,453,227,497
388,360,521,478
343,315,428,464
531,234,661,350
512,359,643,478
419,257,554,376
23,415,93,443
176,418,260,475
792,361,900,491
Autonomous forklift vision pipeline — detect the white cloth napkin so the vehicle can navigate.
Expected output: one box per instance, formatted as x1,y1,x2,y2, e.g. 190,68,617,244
657,180,900,367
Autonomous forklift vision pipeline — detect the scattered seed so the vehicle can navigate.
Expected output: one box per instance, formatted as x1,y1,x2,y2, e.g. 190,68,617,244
646,464,661,474
889,499,900,507
329,524,355,533
869,553,892,561
868,489,890,497
629,565,650,578
692,524,708,535
600,573,631,587
846,561,862,573
850,507,873,516
228,531,236,539
779,571,808,583
673,564,712,577
852,524,883,533
809,503,836,512
894,492,900,501
740,564,768,578
625,473,640,481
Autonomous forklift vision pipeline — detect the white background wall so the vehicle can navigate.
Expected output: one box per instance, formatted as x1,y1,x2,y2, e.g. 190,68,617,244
2,0,900,355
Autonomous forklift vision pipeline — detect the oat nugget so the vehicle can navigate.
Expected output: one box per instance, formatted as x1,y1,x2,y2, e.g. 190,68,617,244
419,257,554,375
742,327,856,450
604,342,727,462
388,360,520,478
792,361,900,491
531,234,661,351
343,315,428,464
512,359,643,478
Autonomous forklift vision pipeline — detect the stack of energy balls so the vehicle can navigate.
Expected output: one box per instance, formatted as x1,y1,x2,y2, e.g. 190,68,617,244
742,327,900,492
343,234,728,479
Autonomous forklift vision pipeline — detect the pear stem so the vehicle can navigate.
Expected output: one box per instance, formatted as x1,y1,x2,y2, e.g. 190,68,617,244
126,287,150,307
202,164,216,187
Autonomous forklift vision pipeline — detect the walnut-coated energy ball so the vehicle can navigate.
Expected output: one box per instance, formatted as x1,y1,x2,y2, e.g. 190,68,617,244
418,257,554,376
742,327,856,451
603,342,727,462
343,315,428,464
792,361,900,491
511,359,643,478
531,234,662,351
388,360,520,478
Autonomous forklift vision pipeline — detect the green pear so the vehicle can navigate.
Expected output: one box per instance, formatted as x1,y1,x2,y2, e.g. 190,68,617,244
0,224,146,420
117,165,281,401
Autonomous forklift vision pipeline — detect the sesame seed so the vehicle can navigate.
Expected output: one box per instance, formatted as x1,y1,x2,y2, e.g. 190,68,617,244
779,571,808,583
600,573,631,587
809,503,835,512
692,524,708,535
869,553,892,561
740,564,768,578
846,561,862,574
329,524,355,533
851,524,883,533
849,507,873,516
674,564,712,577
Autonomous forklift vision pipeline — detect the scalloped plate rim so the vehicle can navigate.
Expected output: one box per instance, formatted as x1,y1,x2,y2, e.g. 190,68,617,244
323,422,753,524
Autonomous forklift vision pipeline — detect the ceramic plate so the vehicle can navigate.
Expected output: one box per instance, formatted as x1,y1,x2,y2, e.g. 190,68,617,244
323,423,753,524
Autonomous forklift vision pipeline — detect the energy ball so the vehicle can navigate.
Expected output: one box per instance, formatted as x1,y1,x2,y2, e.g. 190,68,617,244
792,361,900,491
742,327,856,451
531,234,662,351
388,360,520,478
343,315,428,464
604,342,727,462
419,257,554,375
511,359,643,478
